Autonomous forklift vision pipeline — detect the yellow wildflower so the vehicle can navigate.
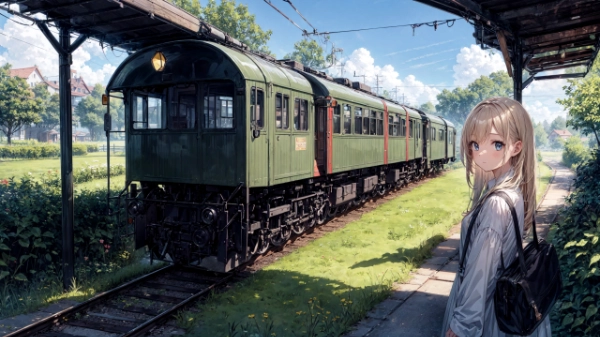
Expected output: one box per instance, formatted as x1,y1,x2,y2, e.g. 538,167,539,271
248,314,255,319
263,312,269,319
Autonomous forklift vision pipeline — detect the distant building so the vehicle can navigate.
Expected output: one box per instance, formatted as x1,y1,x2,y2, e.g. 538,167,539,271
9,66,94,142
549,129,572,143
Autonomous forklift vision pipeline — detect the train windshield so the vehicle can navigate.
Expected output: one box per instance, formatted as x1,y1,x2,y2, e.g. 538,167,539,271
130,82,235,131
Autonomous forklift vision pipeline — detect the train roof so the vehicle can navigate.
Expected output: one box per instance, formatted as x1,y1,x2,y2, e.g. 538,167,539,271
107,40,313,94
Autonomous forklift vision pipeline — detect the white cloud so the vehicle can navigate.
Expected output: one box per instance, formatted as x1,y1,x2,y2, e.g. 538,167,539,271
523,101,566,124
330,48,440,106
522,75,568,123
0,16,116,85
453,44,505,87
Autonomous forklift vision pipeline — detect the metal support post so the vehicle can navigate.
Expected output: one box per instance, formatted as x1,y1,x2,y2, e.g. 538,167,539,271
513,38,523,103
36,21,87,291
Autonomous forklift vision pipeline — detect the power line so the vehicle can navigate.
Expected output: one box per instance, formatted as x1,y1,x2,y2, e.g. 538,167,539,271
308,18,462,36
263,0,307,35
283,0,317,35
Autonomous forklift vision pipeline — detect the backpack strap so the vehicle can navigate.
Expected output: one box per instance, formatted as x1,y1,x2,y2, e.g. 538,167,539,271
458,191,527,282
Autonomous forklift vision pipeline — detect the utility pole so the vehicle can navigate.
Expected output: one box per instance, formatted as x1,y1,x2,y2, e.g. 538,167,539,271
338,60,346,77
354,71,366,84
374,74,383,95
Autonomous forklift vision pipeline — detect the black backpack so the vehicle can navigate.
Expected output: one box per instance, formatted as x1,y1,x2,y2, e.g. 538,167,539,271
459,191,562,336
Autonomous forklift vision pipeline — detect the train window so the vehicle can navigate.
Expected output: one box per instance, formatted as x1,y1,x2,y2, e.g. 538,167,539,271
275,93,289,129
133,93,164,130
204,83,235,129
449,132,452,144
369,110,377,135
294,98,308,131
409,120,413,138
333,105,341,134
377,111,383,135
355,107,362,134
363,109,371,135
417,122,420,139
168,84,196,130
432,127,436,141
439,129,443,141
343,105,351,134
388,116,394,136
400,118,406,137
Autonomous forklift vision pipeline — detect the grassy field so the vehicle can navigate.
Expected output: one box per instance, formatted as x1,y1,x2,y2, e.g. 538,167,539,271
185,168,471,336
0,152,125,180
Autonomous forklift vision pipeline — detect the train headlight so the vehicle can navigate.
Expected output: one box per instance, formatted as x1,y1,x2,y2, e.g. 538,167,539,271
201,207,218,224
151,51,167,72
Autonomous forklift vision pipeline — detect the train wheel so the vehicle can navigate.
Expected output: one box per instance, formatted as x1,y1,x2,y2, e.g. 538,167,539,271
249,232,269,255
307,205,317,228
315,197,329,225
376,184,387,196
292,222,306,235
271,226,291,247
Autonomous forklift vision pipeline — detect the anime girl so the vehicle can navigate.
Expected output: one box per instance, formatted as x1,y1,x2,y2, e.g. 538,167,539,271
441,97,552,337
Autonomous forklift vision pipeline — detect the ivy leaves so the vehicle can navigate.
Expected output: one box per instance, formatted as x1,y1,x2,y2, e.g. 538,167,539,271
551,149,600,336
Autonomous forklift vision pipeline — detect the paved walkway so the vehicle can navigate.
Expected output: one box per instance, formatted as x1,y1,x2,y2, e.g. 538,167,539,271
345,157,574,337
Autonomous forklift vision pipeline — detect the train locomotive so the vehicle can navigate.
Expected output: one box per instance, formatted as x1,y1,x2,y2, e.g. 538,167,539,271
105,36,455,273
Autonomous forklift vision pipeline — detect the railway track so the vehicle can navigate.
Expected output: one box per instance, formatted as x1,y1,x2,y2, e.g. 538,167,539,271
5,265,233,337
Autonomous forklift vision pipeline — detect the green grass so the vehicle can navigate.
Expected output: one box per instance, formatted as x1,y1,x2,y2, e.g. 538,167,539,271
187,169,470,336
536,160,553,205
0,152,125,180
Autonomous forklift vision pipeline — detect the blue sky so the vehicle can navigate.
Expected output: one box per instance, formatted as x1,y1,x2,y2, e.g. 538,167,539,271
0,0,568,123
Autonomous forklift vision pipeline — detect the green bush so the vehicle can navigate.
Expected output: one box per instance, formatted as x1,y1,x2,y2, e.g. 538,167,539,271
85,144,99,153
551,149,600,336
74,164,125,184
72,144,87,156
563,137,590,168
0,144,90,160
0,172,130,287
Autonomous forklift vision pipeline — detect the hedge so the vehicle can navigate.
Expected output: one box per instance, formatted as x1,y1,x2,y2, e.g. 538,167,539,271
551,149,600,336
0,144,90,159
0,172,129,286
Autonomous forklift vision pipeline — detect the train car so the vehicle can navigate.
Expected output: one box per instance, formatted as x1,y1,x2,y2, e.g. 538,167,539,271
105,38,455,272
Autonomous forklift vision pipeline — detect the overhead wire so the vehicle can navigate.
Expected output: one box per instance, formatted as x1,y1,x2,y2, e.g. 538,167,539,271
308,18,462,36
283,0,318,35
263,0,307,36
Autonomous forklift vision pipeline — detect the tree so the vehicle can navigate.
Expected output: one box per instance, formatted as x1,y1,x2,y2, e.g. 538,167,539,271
284,39,326,69
534,122,548,148
76,84,105,141
170,0,201,16
0,63,43,144
419,102,436,114
32,83,60,130
557,75,600,148
549,116,566,132
435,71,512,126
201,0,273,54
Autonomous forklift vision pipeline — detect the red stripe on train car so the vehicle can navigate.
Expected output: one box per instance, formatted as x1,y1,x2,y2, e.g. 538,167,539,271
382,100,388,164
404,106,409,161
327,106,333,174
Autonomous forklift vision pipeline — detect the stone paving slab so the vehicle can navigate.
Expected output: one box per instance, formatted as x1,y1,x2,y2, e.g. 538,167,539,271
367,299,403,320
367,280,454,337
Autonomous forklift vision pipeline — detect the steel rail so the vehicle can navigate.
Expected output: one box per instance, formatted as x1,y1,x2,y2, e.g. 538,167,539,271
4,264,174,337
122,272,234,337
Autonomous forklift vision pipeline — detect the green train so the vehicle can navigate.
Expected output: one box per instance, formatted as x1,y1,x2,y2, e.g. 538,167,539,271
105,38,455,272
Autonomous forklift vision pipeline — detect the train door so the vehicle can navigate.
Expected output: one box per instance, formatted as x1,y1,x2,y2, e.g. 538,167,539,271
315,105,328,175
248,84,269,186
273,91,292,181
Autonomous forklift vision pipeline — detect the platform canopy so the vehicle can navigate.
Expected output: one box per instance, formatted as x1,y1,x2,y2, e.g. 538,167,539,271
415,0,600,87
1,0,242,52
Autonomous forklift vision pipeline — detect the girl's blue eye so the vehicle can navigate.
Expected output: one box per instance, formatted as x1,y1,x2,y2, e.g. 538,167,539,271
472,142,479,151
494,142,504,151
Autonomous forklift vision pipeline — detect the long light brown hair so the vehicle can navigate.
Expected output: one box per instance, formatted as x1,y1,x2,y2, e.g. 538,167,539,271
460,97,537,231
